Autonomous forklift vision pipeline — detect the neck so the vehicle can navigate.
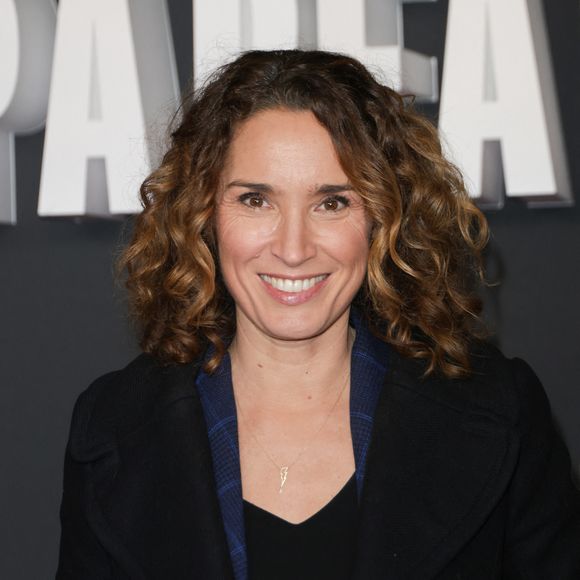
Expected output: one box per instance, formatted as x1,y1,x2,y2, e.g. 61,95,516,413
228,309,355,412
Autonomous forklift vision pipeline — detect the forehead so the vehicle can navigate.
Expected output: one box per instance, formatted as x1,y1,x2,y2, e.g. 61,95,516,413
222,108,347,186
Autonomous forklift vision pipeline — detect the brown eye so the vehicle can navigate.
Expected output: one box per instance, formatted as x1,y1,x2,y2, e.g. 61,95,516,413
321,196,349,212
239,193,266,208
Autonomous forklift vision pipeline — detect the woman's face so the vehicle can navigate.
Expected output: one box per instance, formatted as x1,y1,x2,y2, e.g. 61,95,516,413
216,108,371,342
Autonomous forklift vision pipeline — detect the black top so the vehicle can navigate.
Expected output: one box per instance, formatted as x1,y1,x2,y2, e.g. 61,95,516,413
243,472,359,580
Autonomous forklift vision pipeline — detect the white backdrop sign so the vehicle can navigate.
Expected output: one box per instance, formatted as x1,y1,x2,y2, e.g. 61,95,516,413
0,0,56,224
0,0,573,223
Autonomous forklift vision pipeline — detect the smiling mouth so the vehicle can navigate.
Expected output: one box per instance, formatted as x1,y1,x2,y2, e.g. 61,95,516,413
258,274,329,293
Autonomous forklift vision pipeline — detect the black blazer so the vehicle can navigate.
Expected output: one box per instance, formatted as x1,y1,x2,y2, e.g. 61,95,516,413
56,346,580,579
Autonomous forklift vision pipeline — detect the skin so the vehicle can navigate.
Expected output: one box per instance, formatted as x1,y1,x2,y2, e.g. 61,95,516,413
215,108,372,521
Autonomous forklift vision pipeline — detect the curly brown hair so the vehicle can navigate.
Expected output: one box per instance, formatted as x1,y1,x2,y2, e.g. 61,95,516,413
119,49,489,378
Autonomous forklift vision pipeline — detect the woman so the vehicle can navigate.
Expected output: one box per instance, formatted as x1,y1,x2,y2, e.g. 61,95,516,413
56,50,580,579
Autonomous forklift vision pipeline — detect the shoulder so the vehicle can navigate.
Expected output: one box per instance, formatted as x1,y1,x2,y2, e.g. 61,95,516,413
388,340,551,430
66,353,203,461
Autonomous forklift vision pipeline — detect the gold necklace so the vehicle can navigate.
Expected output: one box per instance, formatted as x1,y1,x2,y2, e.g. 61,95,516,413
233,362,351,493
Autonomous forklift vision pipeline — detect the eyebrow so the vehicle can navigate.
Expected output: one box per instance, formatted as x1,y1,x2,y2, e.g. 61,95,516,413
225,180,354,195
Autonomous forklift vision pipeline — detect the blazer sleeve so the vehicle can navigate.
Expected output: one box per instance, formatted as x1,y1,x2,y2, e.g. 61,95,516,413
502,358,580,579
55,377,116,580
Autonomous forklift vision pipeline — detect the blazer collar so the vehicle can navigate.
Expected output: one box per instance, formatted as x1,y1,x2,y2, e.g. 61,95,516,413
80,322,519,580
72,358,234,580
350,351,520,579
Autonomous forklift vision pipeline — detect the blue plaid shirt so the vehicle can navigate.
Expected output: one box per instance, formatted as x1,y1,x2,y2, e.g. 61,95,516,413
195,307,389,580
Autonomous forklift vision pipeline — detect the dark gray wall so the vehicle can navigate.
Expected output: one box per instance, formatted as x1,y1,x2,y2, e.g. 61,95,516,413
0,1,578,578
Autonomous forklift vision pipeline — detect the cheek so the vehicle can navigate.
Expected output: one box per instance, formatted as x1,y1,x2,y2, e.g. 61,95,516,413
327,215,370,269
216,213,266,270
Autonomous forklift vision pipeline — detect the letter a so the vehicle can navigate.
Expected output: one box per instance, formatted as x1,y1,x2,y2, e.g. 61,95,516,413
439,0,571,207
38,0,178,217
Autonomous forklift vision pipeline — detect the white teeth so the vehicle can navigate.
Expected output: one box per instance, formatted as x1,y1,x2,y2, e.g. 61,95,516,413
259,274,327,293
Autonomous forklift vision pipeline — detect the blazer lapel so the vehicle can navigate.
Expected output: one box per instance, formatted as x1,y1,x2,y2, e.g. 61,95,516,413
78,360,235,580
351,356,520,580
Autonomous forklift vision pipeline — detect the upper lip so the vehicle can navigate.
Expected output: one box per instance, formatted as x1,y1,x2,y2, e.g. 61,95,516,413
258,273,329,280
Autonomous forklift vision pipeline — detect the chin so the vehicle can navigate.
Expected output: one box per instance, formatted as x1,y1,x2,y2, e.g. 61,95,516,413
255,304,351,342
260,316,322,341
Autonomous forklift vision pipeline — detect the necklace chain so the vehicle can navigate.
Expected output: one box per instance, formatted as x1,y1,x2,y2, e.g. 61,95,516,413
233,359,351,493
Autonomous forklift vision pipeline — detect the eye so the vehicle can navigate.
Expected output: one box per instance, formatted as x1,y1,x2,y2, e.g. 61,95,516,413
320,195,350,212
238,192,267,209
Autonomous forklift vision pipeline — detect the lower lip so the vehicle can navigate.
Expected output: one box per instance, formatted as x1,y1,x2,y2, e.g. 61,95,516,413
258,275,330,305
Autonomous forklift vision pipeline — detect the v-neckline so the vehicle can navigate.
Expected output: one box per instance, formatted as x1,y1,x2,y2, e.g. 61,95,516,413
242,470,357,527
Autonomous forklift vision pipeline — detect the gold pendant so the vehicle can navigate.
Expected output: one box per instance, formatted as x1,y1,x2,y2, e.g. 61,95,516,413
279,466,288,493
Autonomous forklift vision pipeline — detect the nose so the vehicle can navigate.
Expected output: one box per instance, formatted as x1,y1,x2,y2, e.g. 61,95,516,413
269,208,316,267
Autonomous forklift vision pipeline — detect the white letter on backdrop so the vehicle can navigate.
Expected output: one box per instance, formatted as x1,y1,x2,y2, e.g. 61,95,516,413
439,0,571,207
194,0,300,85
317,0,438,100
0,0,56,224
194,0,436,100
38,0,179,218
